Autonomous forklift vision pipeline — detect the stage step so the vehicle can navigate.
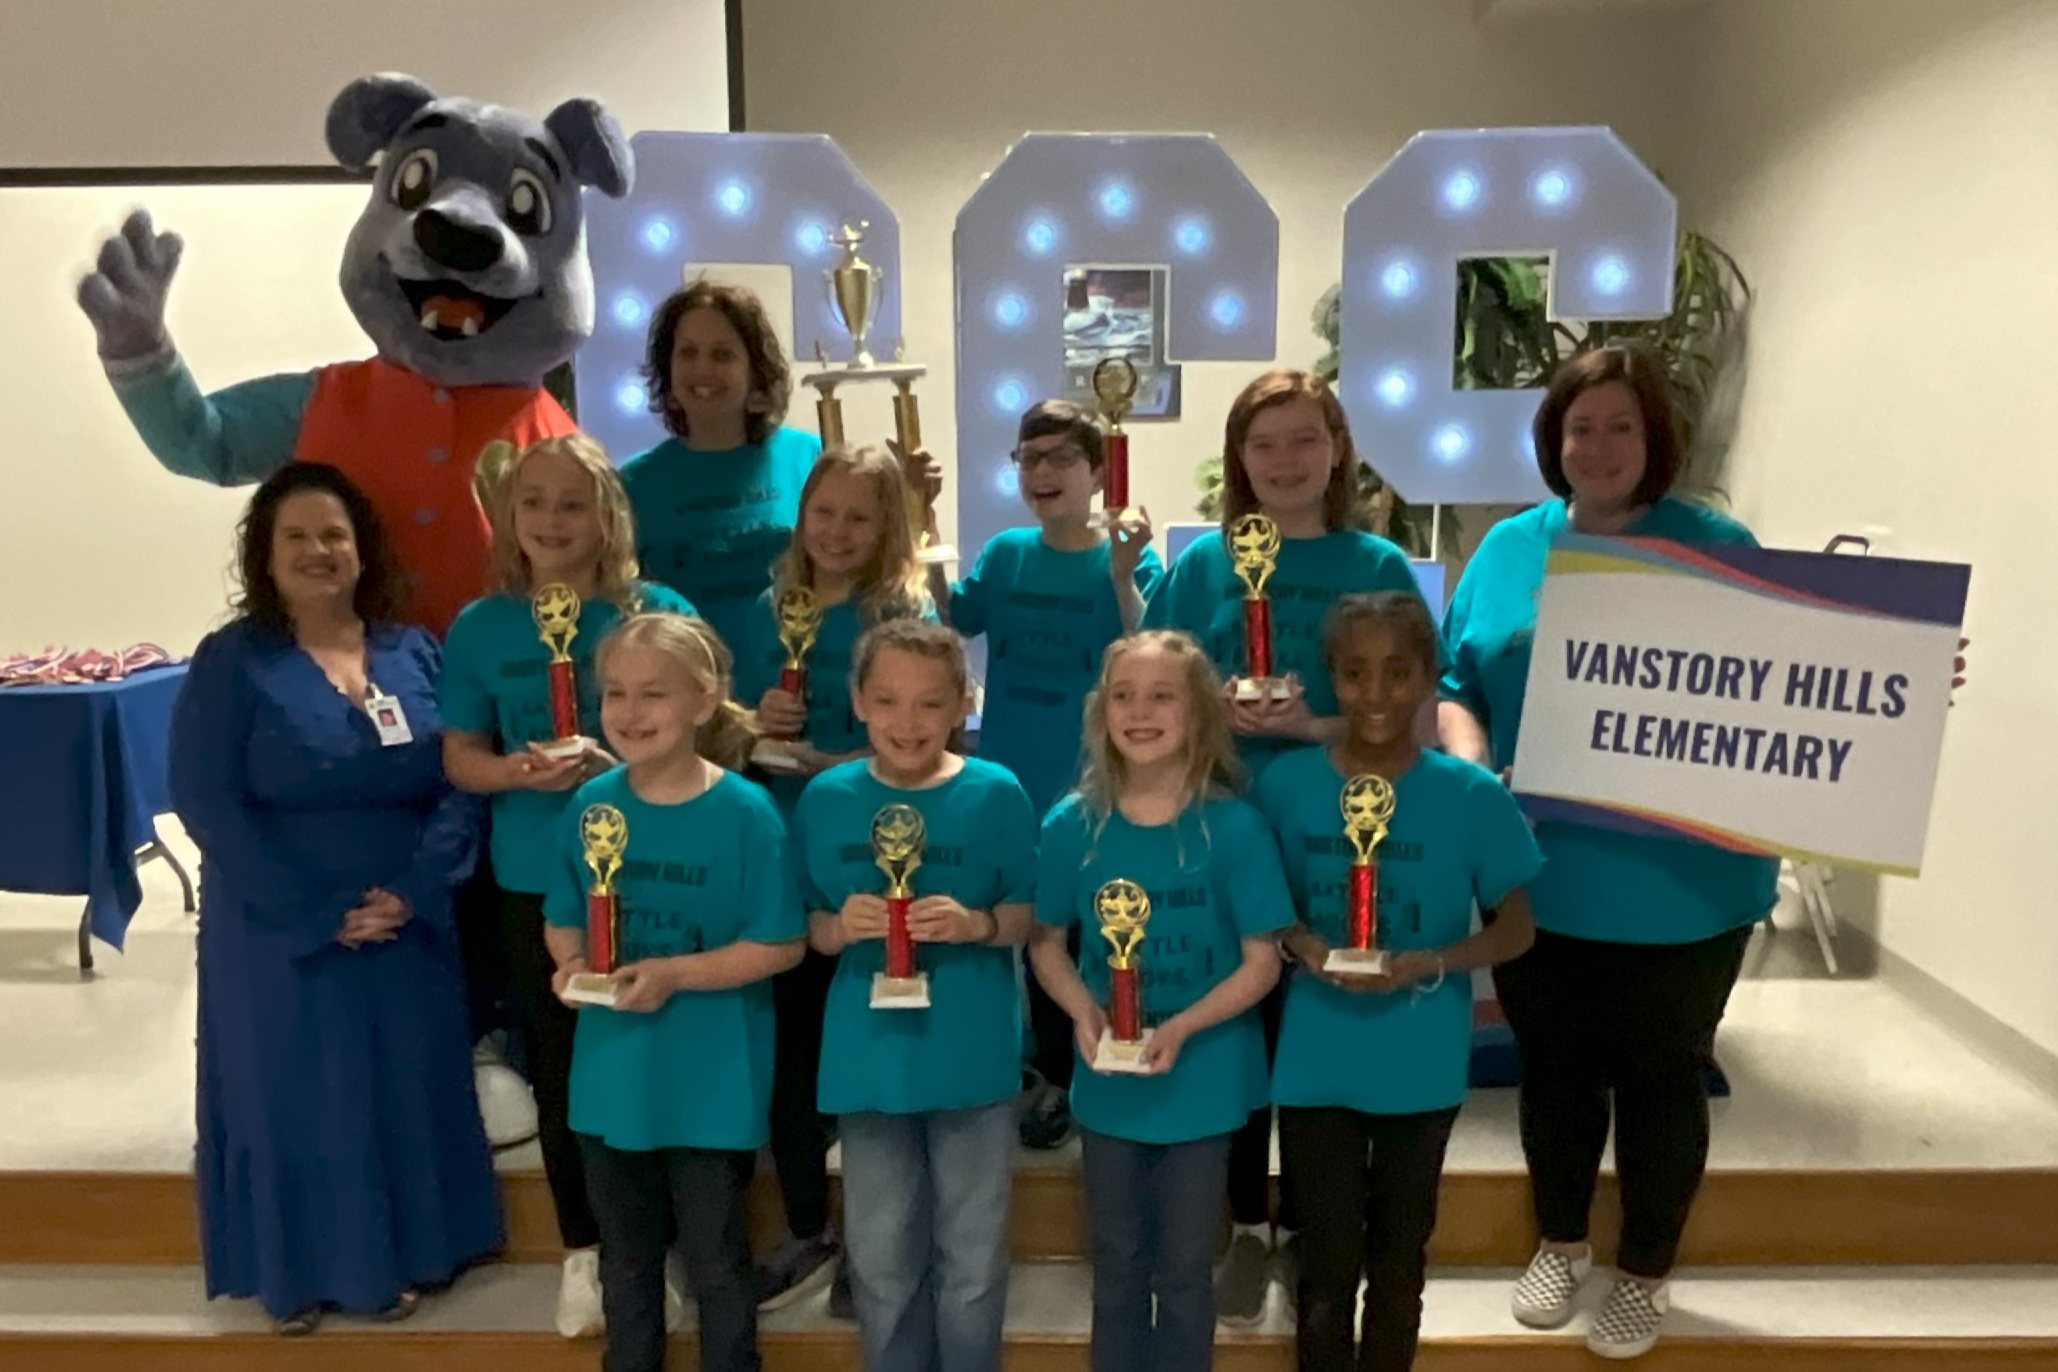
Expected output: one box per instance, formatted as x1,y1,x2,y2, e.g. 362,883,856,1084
0,1262,2053,1370
8,1165,2058,1270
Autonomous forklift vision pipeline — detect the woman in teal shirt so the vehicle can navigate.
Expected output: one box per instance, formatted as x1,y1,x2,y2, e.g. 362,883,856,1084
1438,347,1779,1360
1029,630,1287,1372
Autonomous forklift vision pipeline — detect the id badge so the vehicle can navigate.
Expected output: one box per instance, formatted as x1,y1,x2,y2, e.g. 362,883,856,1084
366,690,414,747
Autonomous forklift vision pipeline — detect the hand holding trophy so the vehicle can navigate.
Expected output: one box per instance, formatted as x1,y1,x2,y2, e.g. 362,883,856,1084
1228,513,1288,701
1091,878,1155,1073
803,222,956,567
532,583,593,758
869,803,933,1009
1088,355,1144,534
750,586,824,775
562,803,629,1006
1325,774,1396,975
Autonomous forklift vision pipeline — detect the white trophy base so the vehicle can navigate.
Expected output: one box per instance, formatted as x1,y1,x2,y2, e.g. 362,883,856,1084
1087,508,1148,535
917,543,959,567
1324,947,1389,976
537,736,594,760
870,971,932,1009
1233,676,1291,702
1093,1027,1156,1075
562,971,619,1007
751,739,809,774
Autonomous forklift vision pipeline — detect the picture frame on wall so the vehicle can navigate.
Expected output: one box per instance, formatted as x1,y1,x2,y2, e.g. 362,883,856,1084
1060,265,1181,419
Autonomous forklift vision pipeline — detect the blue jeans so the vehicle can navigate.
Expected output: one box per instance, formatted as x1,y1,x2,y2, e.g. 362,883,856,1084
1080,1128,1232,1372
839,1100,1014,1372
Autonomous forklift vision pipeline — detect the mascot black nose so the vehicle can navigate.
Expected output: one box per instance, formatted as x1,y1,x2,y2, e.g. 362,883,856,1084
414,209,503,274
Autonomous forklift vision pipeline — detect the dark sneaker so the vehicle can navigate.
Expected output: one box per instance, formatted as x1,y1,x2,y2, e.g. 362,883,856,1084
1019,1082,1074,1151
754,1230,840,1312
1215,1228,1270,1329
827,1256,856,1321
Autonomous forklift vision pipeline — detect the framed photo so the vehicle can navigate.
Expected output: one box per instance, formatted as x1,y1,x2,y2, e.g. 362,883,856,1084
1060,265,1181,419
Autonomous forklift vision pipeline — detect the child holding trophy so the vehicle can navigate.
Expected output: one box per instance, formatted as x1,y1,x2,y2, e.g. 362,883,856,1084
1141,369,1421,1321
543,613,802,1372
1256,593,1537,1372
440,433,694,1337
1028,630,1289,1372
793,619,1036,1372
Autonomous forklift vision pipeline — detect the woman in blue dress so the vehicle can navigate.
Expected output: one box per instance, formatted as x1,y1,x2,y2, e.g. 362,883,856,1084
171,463,503,1335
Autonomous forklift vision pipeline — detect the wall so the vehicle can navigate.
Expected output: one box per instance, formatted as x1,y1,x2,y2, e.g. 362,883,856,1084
741,0,1698,552
1674,0,2058,1052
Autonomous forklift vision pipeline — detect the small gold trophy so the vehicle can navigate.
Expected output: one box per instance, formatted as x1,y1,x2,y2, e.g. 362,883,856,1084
563,803,629,1007
870,803,932,1009
803,222,956,567
532,582,591,758
749,586,824,774
1228,513,1288,701
1092,879,1155,1074
1088,357,1141,533
1327,774,1398,974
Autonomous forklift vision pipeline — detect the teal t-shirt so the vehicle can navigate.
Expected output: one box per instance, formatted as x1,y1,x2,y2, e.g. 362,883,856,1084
1440,497,1780,944
1256,746,1540,1115
1143,527,1419,776
951,526,1165,819
794,757,1038,1116
619,426,820,656
542,768,803,1151
1033,794,1292,1145
440,582,696,893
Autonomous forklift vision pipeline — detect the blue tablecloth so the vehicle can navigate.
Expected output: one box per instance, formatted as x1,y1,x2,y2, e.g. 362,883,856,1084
0,666,186,952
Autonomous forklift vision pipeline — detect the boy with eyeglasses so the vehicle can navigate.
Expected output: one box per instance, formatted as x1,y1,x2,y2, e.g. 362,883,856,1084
933,398,1162,1150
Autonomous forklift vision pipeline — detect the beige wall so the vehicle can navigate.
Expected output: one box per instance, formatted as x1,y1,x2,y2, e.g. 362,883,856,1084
0,0,729,166
741,0,1697,549
1673,0,2058,1052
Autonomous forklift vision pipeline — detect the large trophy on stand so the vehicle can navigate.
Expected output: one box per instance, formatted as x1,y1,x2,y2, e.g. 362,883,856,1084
802,223,956,566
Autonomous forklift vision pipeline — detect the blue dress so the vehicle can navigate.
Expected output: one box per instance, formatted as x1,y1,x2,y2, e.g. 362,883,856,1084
171,618,503,1319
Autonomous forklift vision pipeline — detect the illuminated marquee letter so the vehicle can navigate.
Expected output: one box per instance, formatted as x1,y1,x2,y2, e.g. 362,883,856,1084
1341,127,1676,505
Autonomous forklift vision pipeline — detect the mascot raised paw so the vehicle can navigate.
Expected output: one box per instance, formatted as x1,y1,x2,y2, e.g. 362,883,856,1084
79,73,634,636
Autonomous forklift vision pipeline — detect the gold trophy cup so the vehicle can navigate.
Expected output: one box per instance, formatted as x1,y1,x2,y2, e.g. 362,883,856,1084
750,586,824,775
532,582,592,759
1327,774,1397,974
870,802,933,1009
1088,357,1142,533
563,803,629,1006
1092,878,1155,1073
1228,513,1289,701
802,222,956,566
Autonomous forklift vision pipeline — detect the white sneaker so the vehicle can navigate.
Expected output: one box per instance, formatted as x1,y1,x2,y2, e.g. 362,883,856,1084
1587,1276,1669,1360
472,1045,539,1149
1511,1246,1592,1329
555,1248,604,1339
665,1250,690,1331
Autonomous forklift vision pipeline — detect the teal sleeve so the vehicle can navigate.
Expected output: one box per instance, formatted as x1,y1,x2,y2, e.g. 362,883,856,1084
1219,803,1295,937
1371,540,1419,593
739,792,807,943
542,801,587,928
640,583,699,617
1248,765,1304,907
790,784,828,912
949,539,995,638
1033,803,1087,927
438,608,499,736
991,775,1040,905
1131,543,1167,602
1469,770,1544,908
1139,548,1188,630
731,598,776,704
110,357,313,487
1438,554,1488,720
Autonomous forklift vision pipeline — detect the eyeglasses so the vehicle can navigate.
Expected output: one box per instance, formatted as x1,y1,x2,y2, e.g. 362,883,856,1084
1009,443,1089,471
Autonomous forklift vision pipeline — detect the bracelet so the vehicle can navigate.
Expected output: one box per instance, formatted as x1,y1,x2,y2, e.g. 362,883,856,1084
1417,952,1447,994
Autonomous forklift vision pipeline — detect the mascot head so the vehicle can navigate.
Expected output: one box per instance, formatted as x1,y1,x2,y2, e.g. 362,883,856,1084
327,74,634,388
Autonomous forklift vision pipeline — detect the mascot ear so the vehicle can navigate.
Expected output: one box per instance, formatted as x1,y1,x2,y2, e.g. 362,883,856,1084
326,73,440,172
546,98,635,199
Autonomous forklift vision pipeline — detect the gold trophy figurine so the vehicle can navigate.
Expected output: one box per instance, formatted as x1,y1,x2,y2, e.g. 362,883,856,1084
1228,513,1289,701
749,586,825,775
869,803,933,1009
1092,879,1155,1074
802,222,956,566
562,803,629,1007
1328,775,1398,974
532,582,591,758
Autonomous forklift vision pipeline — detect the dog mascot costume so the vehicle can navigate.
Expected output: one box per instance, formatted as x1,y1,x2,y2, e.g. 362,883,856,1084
77,72,634,638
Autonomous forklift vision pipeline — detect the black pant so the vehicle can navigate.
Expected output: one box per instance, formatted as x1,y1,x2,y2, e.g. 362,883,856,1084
767,949,835,1241
1081,1129,1231,1372
580,1138,759,1372
1026,922,1081,1093
502,889,600,1249
1493,924,1751,1278
1228,981,1296,1229
458,856,512,1047
1281,1106,1458,1372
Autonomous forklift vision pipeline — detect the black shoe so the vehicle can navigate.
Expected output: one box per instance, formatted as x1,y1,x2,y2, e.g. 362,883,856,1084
827,1257,856,1321
754,1230,840,1312
1019,1082,1074,1151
